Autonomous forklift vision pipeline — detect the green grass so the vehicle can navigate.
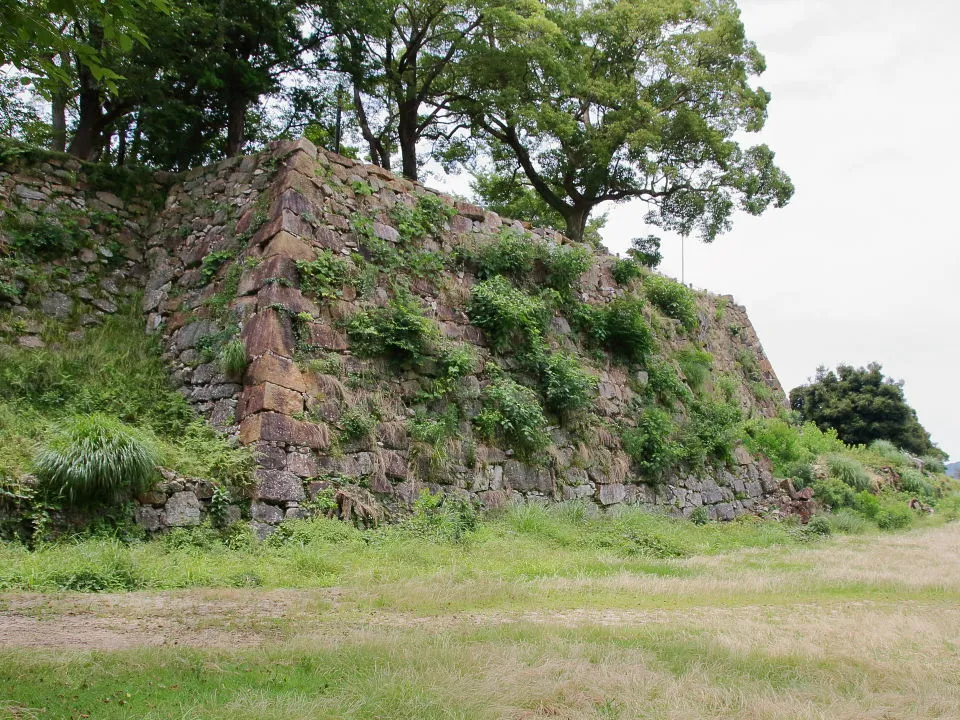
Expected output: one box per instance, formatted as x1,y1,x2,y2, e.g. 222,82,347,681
0,303,253,500
0,498,946,596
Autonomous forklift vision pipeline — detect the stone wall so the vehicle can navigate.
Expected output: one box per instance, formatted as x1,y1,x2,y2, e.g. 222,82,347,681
1,140,788,536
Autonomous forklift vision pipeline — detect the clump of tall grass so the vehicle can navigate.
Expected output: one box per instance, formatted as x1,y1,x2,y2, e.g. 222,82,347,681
34,414,158,505
218,338,247,380
826,454,872,491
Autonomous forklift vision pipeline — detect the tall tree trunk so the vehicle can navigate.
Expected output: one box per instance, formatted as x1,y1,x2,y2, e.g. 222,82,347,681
225,92,246,157
51,83,67,153
398,99,418,181
564,205,591,243
353,84,389,170
67,67,102,160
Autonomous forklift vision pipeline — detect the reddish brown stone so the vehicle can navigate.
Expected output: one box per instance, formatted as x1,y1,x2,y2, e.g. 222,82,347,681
381,450,409,480
256,284,319,315
241,310,294,359
239,382,304,419
314,227,343,252
245,352,307,392
261,230,315,262
237,255,297,296
239,412,329,449
304,322,349,351
478,490,509,509
454,200,485,220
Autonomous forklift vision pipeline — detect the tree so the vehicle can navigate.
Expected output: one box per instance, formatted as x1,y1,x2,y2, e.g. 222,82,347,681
324,0,484,180
454,0,794,242
790,363,945,459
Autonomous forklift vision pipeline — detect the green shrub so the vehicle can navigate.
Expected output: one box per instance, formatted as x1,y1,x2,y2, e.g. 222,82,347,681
465,227,541,279
852,491,881,518
468,276,550,352
389,193,455,243
785,461,815,488
200,250,234,283
612,258,644,286
805,516,832,536
675,348,713,392
869,439,906,465
297,250,351,300
218,338,247,380
346,294,438,364
690,506,710,525
34,414,158,505
826,454,872,491
740,418,845,476
645,359,692,407
876,504,913,530
340,407,377,443
405,489,478,542
643,275,698,331
825,509,871,534
536,349,595,415
596,296,655,365
543,244,592,297
7,215,88,258
811,477,856,509
621,407,679,477
475,376,550,456
677,397,742,469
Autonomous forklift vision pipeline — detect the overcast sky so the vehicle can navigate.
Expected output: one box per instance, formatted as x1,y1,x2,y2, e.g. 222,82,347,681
599,0,960,460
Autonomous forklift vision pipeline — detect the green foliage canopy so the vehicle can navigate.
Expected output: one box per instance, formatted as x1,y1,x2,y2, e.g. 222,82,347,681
790,363,944,459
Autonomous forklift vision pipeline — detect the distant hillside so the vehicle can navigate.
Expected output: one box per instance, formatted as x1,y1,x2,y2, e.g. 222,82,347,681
948,462,960,478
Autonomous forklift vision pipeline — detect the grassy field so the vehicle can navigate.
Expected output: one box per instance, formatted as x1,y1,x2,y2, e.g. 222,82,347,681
2,510,960,719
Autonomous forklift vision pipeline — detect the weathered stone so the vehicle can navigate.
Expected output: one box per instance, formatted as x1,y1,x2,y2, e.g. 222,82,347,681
377,421,410,450
255,469,306,503
254,443,287,470
304,323,349,350
173,319,220,351
239,382,304,418
454,200,485,220
17,336,45,348
164,491,202,526
240,412,329,449
134,505,162,532
287,452,319,477
478,490,509,508
241,310,294,359
598,483,627,505
237,255,298,296
40,291,73,319
256,284,318,316
381,450,409,480
137,490,167,506
261,230,315,262
251,500,284,524
503,460,554,493
91,297,118,313
245,352,307,392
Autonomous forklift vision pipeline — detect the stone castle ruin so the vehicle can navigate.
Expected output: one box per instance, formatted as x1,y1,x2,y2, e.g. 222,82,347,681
0,139,786,536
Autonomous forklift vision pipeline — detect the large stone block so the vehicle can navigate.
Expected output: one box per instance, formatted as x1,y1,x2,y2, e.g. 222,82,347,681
503,460,554,493
164,491,201,526
239,412,329,449
256,469,306,503
245,352,307,392
256,284,318,316
261,229,315,262
237,255,297,296
598,483,627,505
239,382,304,418
304,323,349,350
241,310,294,359
251,500,284,524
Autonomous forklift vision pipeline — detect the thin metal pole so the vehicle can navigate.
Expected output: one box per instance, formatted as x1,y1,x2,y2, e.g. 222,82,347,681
681,235,685,285
334,84,343,155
